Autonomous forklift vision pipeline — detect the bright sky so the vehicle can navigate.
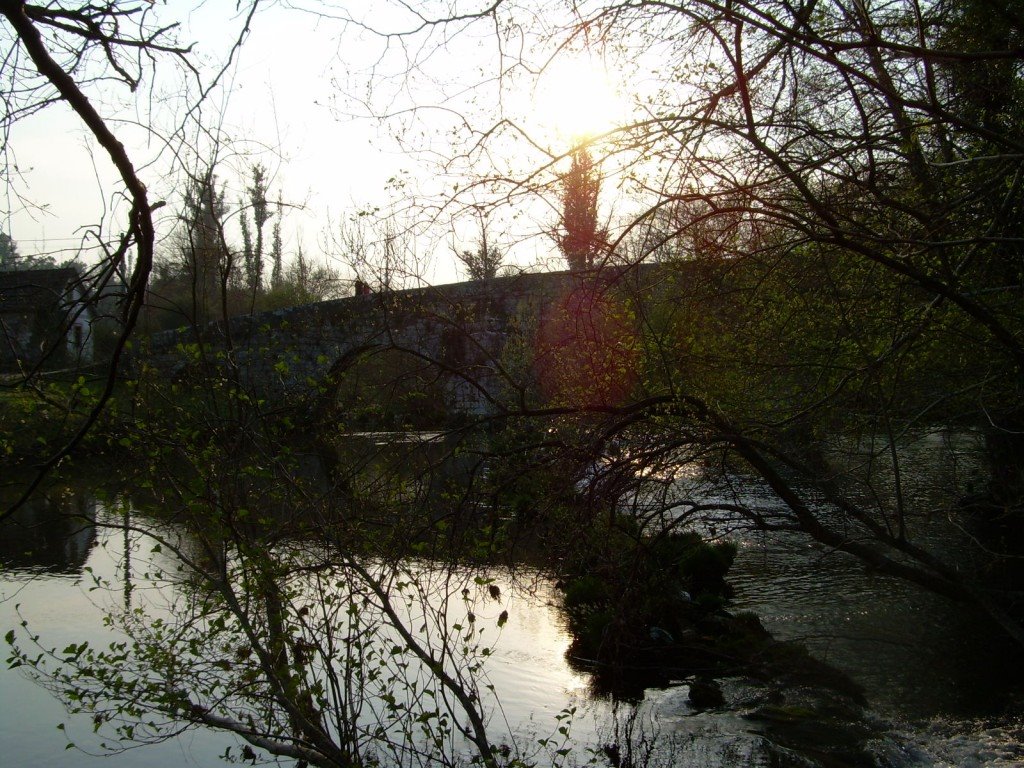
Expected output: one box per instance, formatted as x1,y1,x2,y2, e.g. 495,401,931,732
2,2,636,285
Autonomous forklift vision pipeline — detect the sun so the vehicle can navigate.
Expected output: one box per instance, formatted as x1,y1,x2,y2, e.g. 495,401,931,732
534,55,623,144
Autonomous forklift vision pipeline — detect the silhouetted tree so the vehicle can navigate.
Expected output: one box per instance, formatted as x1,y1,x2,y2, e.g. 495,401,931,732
270,194,284,289
0,232,19,270
559,146,605,271
0,232,59,271
456,225,504,281
241,163,271,294
184,169,231,325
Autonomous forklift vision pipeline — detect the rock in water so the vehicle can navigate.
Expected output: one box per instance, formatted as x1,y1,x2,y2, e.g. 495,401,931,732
688,677,725,709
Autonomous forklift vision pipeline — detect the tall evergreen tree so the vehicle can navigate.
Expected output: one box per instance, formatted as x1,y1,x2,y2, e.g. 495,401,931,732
242,164,270,293
270,195,284,290
558,146,605,271
177,168,229,326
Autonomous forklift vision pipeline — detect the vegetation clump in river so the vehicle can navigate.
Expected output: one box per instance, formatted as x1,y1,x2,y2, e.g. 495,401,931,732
559,525,735,664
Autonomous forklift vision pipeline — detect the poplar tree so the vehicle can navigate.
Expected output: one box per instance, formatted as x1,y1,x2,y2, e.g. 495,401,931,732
558,146,605,271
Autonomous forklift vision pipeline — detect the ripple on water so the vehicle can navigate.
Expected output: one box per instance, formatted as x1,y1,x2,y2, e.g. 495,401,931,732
871,717,1024,767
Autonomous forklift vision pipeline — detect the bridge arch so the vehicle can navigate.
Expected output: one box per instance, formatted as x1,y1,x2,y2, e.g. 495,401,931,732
142,268,660,424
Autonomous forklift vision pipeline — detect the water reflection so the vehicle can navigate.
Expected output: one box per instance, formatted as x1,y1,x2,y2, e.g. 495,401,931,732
0,483,97,575
332,430,487,515
0,497,237,768
1,432,1021,768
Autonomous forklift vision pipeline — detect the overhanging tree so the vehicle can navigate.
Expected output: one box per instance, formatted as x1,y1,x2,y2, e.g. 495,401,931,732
344,0,1024,643
0,0,257,515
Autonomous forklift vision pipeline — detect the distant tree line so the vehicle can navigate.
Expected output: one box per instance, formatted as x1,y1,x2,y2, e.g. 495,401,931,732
0,231,64,272
142,164,344,334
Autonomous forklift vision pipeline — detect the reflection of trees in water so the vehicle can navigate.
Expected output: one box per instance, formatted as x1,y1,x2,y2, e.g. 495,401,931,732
12,512,512,766
0,485,97,574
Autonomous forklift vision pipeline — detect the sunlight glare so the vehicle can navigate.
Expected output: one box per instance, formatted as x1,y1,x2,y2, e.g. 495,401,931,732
534,55,623,144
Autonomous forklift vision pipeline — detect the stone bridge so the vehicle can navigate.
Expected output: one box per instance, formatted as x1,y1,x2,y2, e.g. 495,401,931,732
145,267,661,423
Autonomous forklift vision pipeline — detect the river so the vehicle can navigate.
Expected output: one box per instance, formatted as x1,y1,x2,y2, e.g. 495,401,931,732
1,432,1022,767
